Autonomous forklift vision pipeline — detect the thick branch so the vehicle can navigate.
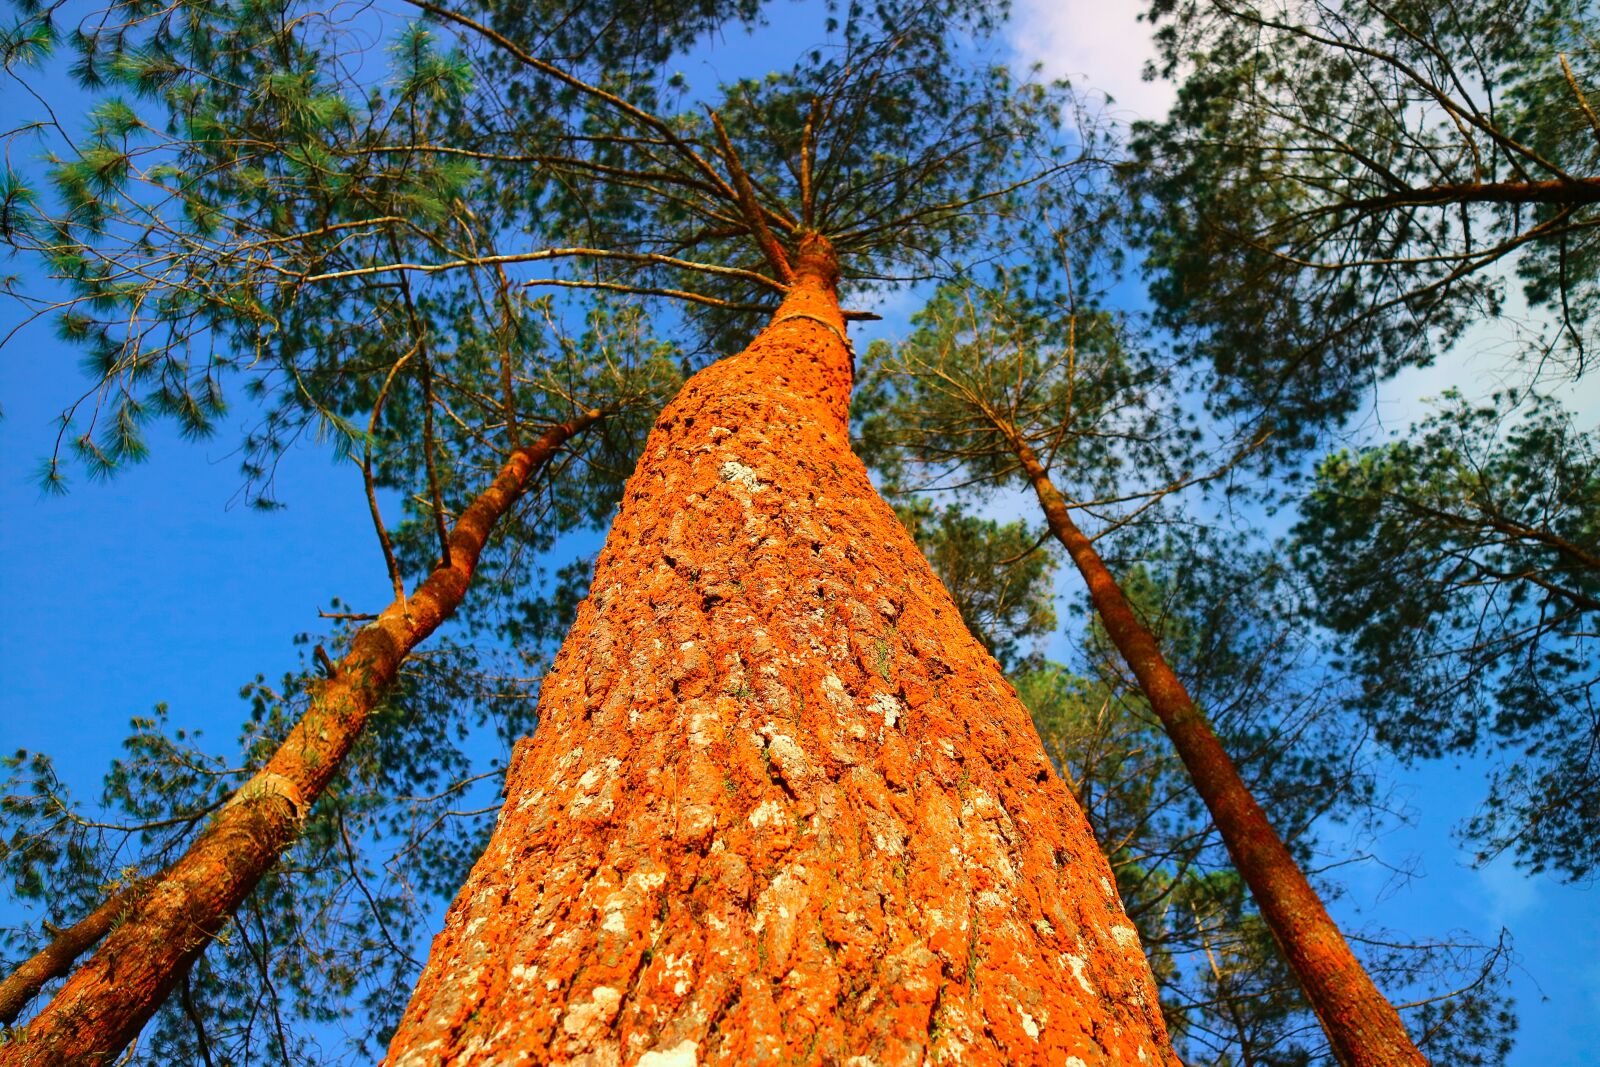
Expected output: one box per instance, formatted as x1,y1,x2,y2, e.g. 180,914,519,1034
1332,176,1600,213
294,247,784,291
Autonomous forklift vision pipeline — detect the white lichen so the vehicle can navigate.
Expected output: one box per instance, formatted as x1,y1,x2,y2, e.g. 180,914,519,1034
720,460,765,492
639,1039,700,1067
1111,923,1141,950
660,952,695,997
758,727,808,781
1018,1007,1041,1040
632,871,667,893
748,799,786,829
871,692,902,729
560,985,622,1041
821,673,849,708
1064,953,1096,995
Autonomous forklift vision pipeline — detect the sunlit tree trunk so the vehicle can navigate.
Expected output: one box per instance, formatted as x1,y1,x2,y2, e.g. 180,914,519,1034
1005,436,1427,1067
1,414,599,1067
385,236,1178,1067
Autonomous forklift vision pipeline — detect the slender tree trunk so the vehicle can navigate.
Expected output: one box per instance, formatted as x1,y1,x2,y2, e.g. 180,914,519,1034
0,885,140,1026
384,236,1179,1067
1004,433,1427,1067
1,413,599,1066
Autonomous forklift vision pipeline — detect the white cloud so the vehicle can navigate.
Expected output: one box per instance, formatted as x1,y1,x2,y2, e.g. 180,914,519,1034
1472,854,1539,925
1365,271,1600,441
1006,0,1176,124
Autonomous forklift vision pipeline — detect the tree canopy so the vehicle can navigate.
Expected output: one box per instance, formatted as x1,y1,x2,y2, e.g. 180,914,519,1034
0,0,1591,1062
1131,0,1600,446
1295,389,1600,880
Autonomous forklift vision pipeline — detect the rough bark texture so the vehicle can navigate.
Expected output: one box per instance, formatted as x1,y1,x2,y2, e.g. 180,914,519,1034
385,239,1179,1067
1,414,597,1067
1008,437,1427,1067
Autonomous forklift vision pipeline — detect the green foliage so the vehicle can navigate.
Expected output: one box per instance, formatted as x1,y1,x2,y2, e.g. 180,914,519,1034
1131,0,1600,449
896,498,1056,671
2,0,1083,510
7,0,501,492
855,268,1191,505
0,168,38,241
1,706,238,959
1295,389,1600,878
0,15,51,69
0,612,568,1062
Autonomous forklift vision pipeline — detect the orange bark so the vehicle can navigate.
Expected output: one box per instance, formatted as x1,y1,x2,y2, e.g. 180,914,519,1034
0,413,598,1066
384,236,1179,1067
1007,436,1427,1067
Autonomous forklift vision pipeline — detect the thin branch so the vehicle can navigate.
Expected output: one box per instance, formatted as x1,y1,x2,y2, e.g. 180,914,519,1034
364,341,421,604
514,276,772,313
1561,54,1600,150
294,246,784,290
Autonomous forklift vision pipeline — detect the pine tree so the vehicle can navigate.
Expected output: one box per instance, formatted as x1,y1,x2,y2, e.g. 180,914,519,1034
385,232,1176,1067
860,274,1428,1065
1,0,1182,1063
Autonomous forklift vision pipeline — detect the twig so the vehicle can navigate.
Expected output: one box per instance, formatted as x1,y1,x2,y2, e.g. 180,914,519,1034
1561,54,1600,150
364,341,420,604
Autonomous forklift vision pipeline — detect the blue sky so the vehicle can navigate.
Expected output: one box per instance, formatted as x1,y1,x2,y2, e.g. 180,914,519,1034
1,0,1595,1062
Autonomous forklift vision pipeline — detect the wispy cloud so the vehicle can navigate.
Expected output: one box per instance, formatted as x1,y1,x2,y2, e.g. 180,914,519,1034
1472,854,1540,925
1006,1,1176,124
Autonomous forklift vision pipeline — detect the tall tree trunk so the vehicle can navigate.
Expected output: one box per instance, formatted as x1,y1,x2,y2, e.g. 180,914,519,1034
1004,433,1427,1067
385,236,1178,1067
1,413,599,1066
